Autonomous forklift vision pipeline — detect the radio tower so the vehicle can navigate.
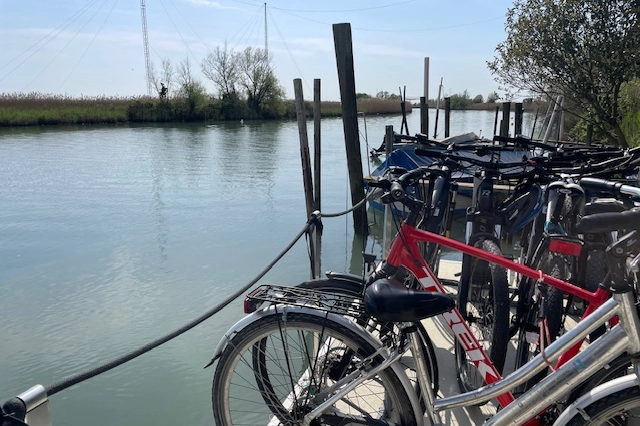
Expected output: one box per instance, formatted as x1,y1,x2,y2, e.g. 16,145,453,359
140,0,153,95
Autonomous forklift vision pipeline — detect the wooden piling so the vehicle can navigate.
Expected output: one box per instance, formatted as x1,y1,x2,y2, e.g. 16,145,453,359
311,79,322,278
514,102,523,136
383,125,394,257
293,78,315,220
494,106,500,136
313,79,321,211
420,96,428,134
444,97,451,138
500,102,511,137
333,22,367,235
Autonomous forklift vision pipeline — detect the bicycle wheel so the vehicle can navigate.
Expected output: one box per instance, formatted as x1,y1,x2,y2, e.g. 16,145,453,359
212,311,418,426
455,238,510,393
564,384,640,426
514,251,565,393
297,278,440,399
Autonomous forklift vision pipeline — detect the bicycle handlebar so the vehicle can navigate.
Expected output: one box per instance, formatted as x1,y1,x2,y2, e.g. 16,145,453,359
579,177,640,199
414,148,530,170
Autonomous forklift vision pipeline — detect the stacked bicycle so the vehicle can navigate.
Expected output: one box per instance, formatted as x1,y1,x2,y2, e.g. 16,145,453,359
209,137,640,426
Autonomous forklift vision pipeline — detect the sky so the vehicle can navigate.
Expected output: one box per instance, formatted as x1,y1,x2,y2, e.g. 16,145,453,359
0,0,516,101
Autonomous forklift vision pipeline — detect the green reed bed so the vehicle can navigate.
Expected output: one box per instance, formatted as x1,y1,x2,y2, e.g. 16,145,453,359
0,93,412,126
0,93,133,126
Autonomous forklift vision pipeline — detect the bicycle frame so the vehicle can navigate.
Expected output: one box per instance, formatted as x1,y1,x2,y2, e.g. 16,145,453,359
383,222,615,411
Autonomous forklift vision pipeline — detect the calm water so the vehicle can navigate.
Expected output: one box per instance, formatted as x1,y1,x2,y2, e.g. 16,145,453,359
0,109,534,426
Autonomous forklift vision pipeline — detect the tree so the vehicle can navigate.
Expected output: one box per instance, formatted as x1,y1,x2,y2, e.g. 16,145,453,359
487,91,500,103
177,57,207,120
449,90,471,109
488,0,640,147
151,58,175,99
237,46,283,116
473,94,484,103
376,91,400,100
201,41,240,99
356,93,372,99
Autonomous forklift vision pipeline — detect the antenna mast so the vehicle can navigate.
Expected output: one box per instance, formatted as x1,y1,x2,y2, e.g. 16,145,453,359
264,3,268,55
140,0,153,95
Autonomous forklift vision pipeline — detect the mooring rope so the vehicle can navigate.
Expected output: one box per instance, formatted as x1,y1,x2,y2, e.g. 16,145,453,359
43,191,378,397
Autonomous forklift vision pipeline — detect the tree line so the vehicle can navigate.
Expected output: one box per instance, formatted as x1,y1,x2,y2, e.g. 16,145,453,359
132,42,286,122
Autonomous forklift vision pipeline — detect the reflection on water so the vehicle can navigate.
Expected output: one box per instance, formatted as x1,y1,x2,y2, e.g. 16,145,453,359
0,111,533,426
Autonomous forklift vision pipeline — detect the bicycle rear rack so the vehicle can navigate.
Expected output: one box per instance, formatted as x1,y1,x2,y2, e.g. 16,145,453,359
244,285,365,318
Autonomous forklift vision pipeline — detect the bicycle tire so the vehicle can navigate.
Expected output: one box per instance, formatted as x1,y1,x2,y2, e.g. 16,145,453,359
212,311,418,426
514,251,565,393
455,238,510,394
584,248,607,293
297,278,440,399
564,383,640,426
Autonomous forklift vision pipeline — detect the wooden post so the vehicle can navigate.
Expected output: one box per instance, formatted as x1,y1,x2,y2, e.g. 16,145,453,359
586,123,593,146
500,102,511,137
423,57,429,135
514,102,523,136
494,106,500,136
558,96,566,141
444,97,451,138
420,96,428,134
313,79,321,211
312,78,322,278
293,78,314,220
383,125,394,258
333,23,366,235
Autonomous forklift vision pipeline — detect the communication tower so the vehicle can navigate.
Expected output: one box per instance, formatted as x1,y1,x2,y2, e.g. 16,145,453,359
140,0,153,95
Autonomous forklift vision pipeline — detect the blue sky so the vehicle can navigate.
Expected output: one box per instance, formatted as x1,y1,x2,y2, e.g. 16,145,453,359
0,0,515,101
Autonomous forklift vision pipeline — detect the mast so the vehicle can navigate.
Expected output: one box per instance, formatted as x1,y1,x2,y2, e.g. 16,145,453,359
140,0,153,95
264,3,268,55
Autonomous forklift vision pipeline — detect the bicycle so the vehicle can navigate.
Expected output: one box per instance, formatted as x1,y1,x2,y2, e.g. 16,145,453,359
209,168,640,425
512,151,640,392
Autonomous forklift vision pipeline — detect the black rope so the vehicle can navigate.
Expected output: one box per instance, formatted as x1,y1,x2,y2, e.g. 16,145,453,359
45,220,312,396
321,190,378,218
41,193,375,397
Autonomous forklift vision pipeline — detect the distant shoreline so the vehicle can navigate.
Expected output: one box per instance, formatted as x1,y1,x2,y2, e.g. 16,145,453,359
0,94,543,127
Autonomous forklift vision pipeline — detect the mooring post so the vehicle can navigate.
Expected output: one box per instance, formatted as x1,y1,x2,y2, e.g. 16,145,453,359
293,78,315,219
500,102,511,137
514,102,523,136
423,57,429,135
383,125,394,258
494,106,500,136
312,78,322,278
420,96,428,135
333,22,367,235
444,97,451,138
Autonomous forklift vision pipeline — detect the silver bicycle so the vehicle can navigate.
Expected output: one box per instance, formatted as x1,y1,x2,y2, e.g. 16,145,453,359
209,177,640,426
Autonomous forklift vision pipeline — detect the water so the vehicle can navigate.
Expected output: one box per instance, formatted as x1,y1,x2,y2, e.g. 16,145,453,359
0,109,534,426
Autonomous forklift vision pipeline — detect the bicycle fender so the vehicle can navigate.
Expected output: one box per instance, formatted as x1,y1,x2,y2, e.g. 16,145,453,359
207,305,378,365
205,305,423,423
552,374,639,426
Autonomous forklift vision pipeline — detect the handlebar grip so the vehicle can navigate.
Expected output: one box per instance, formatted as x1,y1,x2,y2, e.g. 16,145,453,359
2,398,27,422
389,181,405,200
579,177,623,196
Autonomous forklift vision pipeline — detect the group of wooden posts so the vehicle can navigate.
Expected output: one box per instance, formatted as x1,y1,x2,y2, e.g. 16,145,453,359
292,22,530,278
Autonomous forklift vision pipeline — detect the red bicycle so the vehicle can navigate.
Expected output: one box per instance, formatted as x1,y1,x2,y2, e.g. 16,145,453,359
210,166,640,426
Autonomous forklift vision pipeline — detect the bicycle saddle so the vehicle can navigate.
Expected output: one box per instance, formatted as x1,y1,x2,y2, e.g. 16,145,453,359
364,279,455,323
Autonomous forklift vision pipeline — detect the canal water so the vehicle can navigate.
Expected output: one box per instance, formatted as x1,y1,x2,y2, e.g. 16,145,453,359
0,109,536,426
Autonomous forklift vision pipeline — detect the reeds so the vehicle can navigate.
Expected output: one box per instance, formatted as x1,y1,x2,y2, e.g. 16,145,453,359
0,92,134,125
0,93,413,126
